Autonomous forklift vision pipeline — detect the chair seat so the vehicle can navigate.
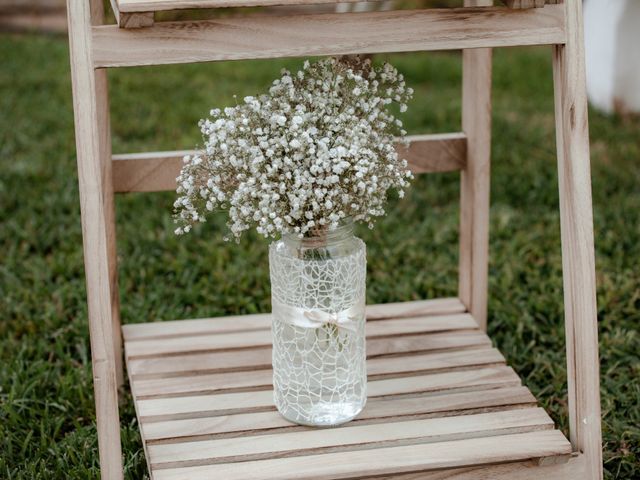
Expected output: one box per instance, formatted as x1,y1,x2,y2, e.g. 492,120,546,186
122,298,572,480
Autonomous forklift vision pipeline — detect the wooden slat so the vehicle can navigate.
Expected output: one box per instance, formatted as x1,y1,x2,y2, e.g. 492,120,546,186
132,348,505,398
125,313,478,358
128,346,272,378
366,329,489,357
112,149,189,194
504,0,546,8
402,133,466,174
110,0,154,28
119,0,557,12
148,408,553,468
152,430,572,480
92,6,566,68
356,452,585,480
112,134,466,193
115,0,396,13
127,330,491,379
136,366,521,421
365,297,466,320
142,385,537,442
123,312,270,341
119,12,155,28
122,298,466,341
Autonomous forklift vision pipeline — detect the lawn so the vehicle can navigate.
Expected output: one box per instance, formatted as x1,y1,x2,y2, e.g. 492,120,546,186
1,31,638,479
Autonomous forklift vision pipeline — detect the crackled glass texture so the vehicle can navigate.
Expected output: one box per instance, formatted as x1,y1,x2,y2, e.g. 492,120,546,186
269,222,367,426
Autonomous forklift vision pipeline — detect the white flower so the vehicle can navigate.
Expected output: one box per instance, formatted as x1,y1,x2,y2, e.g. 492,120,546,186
174,57,413,240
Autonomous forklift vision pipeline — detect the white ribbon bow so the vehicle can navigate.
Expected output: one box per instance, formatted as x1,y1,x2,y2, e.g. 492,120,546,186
273,301,362,333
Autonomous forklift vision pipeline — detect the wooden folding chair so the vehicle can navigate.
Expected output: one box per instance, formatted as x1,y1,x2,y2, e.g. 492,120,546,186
66,0,602,478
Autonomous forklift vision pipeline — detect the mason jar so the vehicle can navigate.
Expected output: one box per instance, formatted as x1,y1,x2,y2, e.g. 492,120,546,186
269,220,367,426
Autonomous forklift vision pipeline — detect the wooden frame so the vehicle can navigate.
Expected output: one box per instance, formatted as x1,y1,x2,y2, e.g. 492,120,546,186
111,133,467,193
92,6,566,67
65,1,602,479
459,0,493,331
67,1,123,478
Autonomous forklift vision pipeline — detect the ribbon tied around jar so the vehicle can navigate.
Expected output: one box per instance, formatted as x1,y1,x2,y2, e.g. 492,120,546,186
273,300,362,333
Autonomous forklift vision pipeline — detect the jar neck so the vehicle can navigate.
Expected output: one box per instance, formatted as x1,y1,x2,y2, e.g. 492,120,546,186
283,220,355,249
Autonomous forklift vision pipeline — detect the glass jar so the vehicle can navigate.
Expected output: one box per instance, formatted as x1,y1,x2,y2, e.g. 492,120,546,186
269,220,367,426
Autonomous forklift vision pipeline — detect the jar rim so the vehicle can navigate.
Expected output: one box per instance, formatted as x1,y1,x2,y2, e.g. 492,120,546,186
282,217,354,248
282,217,354,245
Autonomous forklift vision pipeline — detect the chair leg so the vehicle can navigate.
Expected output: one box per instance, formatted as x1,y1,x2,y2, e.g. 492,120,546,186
552,1,603,478
66,0,124,478
459,0,493,331
91,0,123,391
94,53,123,390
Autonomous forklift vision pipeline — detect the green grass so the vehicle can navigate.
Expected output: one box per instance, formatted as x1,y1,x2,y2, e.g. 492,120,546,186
1,32,639,479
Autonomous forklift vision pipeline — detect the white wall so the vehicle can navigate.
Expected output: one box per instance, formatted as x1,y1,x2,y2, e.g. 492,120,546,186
585,0,640,114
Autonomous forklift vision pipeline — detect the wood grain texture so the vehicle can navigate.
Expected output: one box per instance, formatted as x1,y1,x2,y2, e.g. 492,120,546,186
96,83,124,389
121,305,572,478
365,297,466,320
148,408,554,468
141,386,537,442
119,11,154,28
135,366,522,421
459,0,493,331
356,452,586,479
117,0,557,13
152,430,572,480
552,0,602,478
122,310,270,341
112,134,466,193
66,0,123,478
92,6,566,68
124,313,478,358
117,0,389,12
121,298,466,341
92,8,124,387
127,330,491,379
132,348,506,398
402,132,467,174
504,0,545,8
110,0,154,28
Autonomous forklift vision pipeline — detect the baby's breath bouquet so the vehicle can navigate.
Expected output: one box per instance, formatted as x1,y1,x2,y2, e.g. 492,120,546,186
173,57,414,427
173,57,413,240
